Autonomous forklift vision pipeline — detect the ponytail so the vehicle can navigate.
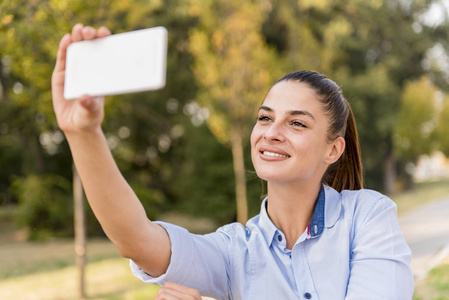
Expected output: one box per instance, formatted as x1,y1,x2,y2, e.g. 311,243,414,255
325,99,363,191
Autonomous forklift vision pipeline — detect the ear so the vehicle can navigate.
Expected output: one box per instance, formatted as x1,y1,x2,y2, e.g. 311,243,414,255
324,137,345,165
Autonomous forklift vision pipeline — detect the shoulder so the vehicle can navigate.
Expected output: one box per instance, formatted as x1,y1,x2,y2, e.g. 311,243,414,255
326,186,397,226
216,215,260,238
338,188,398,232
212,214,266,248
340,188,395,209
216,222,247,236
343,188,395,210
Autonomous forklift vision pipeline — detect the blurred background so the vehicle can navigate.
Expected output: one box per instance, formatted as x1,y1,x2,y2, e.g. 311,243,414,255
1,0,449,299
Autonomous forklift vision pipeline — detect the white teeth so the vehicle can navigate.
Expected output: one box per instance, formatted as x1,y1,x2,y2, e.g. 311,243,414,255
263,151,289,158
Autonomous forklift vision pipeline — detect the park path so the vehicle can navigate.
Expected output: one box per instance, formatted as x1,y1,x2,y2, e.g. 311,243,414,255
399,195,449,282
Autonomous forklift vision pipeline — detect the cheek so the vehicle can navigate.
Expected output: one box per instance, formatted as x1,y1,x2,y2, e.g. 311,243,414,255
250,126,262,164
296,137,329,163
292,136,322,157
250,125,261,147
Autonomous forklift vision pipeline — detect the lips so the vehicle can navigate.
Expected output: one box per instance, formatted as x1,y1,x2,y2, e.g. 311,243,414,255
262,151,289,158
258,146,291,159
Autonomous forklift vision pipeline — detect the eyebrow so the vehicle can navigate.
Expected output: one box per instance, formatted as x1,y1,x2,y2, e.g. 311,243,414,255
258,105,316,121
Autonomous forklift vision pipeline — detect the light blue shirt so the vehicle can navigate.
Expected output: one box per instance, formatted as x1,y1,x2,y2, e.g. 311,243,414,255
131,185,414,299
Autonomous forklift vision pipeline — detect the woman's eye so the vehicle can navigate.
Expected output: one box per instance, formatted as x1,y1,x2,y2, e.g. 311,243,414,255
291,120,306,128
258,115,272,122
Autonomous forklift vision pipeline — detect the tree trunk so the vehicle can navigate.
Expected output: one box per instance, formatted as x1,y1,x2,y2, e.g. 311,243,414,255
73,166,86,299
0,58,9,103
383,145,396,196
230,126,248,224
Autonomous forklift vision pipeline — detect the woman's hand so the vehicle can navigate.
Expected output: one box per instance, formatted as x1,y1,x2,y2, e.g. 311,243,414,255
155,282,202,300
51,24,111,134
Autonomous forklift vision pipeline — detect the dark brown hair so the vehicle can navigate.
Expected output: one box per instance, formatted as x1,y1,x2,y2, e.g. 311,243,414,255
275,70,363,191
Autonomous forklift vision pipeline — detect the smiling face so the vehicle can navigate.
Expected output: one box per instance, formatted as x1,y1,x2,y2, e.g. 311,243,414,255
250,81,343,186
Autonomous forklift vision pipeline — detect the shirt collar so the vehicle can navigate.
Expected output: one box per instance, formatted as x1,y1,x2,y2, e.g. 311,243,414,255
308,187,325,237
323,185,342,228
257,185,342,246
258,197,278,247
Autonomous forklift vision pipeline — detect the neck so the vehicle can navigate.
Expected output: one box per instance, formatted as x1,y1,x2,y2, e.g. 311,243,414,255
266,181,321,249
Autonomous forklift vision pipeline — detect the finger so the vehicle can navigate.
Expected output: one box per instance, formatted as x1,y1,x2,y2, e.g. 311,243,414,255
97,26,111,38
79,96,104,112
71,23,84,42
159,289,198,300
81,26,96,40
72,96,104,129
155,287,180,300
79,96,95,110
53,33,72,74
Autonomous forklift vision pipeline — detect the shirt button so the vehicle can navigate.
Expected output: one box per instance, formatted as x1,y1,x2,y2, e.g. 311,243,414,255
277,235,282,242
304,292,312,299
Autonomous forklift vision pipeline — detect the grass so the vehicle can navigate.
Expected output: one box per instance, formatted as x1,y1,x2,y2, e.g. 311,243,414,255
413,256,449,300
0,257,160,300
0,237,121,280
0,179,448,299
0,214,160,299
0,204,161,299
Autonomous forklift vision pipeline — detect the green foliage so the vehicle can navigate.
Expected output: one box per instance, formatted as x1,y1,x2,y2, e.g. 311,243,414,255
0,0,212,234
130,182,164,221
10,174,73,240
170,124,237,223
2,0,449,237
188,0,280,223
435,95,449,156
394,77,438,161
414,263,449,300
189,0,279,143
428,264,449,291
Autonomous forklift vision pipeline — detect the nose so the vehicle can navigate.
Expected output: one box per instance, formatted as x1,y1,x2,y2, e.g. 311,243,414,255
263,121,285,142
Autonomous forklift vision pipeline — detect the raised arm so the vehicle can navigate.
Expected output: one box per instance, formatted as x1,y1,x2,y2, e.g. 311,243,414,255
51,24,171,276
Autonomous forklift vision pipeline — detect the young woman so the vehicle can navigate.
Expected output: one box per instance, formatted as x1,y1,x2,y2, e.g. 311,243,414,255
52,25,414,300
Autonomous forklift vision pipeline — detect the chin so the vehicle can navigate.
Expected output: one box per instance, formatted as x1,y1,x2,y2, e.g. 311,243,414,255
254,170,288,183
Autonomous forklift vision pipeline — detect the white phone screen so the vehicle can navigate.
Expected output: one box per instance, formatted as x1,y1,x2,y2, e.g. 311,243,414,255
64,26,167,100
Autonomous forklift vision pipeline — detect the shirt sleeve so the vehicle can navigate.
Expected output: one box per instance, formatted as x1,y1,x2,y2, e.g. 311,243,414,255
345,196,414,300
130,221,231,300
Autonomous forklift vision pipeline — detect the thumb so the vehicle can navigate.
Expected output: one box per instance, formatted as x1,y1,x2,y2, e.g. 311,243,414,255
73,95,105,130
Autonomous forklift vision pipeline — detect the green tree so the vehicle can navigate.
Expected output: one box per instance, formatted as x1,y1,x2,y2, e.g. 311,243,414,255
394,77,438,162
10,174,73,240
188,0,279,224
393,77,439,187
2,0,265,233
0,0,204,232
435,95,449,157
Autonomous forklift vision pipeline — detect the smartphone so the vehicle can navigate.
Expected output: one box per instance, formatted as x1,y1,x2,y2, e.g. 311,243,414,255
64,26,167,100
